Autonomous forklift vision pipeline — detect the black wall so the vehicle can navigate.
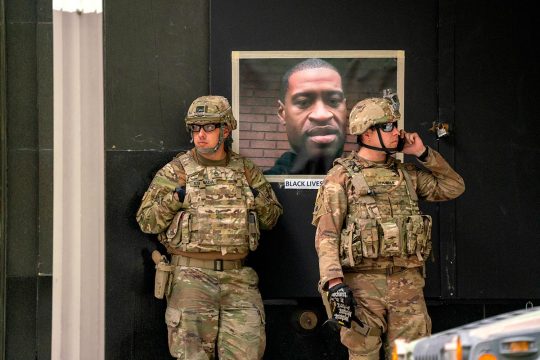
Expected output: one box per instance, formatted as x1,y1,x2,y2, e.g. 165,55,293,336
3,0,52,359
210,0,540,301
104,1,209,358
100,0,538,359
453,0,540,299
210,0,444,301
2,0,537,359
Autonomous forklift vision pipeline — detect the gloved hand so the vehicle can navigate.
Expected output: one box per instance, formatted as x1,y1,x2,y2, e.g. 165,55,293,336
327,283,357,328
250,186,259,198
174,186,186,203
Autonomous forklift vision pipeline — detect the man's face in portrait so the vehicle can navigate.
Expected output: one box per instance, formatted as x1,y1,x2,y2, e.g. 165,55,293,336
278,67,347,159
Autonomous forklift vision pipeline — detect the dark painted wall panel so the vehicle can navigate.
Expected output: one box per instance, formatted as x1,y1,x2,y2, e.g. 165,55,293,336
210,0,444,299
37,276,51,360
5,277,37,359
6,149,38,277
106,150,178,359
98,0,539,359
105,0,209,151
210,0,439,134
454,0,540,299
5,22,37,150
104,1,210,358
4,0,52,359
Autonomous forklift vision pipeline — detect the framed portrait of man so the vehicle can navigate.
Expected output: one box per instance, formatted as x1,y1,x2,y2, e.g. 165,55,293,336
231,50,405,182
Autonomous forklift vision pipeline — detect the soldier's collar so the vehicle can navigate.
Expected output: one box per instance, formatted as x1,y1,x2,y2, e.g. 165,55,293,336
190,148,231,167
353,151,397,168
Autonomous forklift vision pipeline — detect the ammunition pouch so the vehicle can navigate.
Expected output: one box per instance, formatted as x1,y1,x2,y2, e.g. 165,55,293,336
404,214,432,260
157,210,191,250
339,221,362,267
154,260,174,299
339,218,378,267
248,211,260,251
378,218,403,257
339,215,432,266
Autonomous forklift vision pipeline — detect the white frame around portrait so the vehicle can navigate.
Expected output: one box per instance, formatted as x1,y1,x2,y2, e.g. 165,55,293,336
231,50,405,182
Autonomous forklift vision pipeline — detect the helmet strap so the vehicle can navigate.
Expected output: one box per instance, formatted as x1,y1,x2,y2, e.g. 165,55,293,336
195,124,225,155
358,128,400,154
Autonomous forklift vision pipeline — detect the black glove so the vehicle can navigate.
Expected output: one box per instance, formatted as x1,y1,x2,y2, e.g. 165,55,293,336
327,283,357,328
174,186,186,202
250,186,259,198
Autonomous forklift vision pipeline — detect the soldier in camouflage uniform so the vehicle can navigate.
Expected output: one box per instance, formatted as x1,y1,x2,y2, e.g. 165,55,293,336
136,96,283,360
313,93,465,360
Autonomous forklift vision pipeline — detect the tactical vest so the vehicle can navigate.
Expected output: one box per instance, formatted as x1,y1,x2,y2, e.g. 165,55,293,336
160,152,259,253
336,156,432,268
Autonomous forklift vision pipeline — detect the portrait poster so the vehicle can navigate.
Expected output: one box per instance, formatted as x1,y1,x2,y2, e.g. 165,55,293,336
231,50,405,182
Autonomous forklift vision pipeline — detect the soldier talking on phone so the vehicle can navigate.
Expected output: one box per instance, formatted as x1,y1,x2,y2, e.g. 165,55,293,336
313,91,465,359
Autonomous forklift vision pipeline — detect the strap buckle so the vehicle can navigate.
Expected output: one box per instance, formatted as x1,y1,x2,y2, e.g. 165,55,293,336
214,259,223,271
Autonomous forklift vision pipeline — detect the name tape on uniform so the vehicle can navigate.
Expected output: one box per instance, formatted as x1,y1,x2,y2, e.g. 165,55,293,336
284,178,323,189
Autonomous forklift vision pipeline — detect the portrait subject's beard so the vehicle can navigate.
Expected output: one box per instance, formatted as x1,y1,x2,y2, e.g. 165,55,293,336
290,136,345,175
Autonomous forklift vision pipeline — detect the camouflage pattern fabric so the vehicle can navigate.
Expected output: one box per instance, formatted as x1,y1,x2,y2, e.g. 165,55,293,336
136,148,281,359
331,156,434,267
313,147,465,288
340,269,431,360
165,265,265,360
348,98,400,136
178,151,254,251
185,95,237,130
136,149,282,254
313,147,464,359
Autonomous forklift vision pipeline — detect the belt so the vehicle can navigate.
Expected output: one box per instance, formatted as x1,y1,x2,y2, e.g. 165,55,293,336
359,266,410,275
171,255,243,271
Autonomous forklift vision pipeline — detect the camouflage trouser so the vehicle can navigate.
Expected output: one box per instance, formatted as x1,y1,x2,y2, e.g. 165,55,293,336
340,268,431,360
165,266,266,360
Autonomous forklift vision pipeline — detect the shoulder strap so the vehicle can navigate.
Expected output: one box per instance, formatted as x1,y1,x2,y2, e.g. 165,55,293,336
397,163,418,201
178,152,197,177
335,157,383,219
335,157,372,196
243,160,252,186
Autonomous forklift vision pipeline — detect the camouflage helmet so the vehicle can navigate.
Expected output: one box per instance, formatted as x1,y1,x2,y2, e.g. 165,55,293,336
349,97,400,135
185,95,237,130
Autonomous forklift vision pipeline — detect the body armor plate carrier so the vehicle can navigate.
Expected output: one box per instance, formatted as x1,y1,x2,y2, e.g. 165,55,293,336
336,155,432,268
159,152,258,253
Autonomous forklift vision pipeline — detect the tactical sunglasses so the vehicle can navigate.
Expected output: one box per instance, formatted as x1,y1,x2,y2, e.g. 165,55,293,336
373,121,398,132
189,123,220,132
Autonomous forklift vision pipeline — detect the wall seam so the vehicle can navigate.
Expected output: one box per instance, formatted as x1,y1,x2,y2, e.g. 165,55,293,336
0,0,7,357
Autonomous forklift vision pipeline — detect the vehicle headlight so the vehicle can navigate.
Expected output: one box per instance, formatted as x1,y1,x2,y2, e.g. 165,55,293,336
500,337,536,357
477,353,497,360
392,339,408,360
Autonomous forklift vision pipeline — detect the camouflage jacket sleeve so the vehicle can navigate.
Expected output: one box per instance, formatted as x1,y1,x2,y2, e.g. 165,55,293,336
409,147,465,201
135,157,186,234
312,165,348,291
244,158,283,230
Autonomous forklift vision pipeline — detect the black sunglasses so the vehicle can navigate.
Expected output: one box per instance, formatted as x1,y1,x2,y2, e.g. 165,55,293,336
373,121,398,133
189,123,220,132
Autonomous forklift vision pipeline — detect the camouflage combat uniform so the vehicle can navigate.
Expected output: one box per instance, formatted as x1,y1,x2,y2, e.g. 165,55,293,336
137,148,282,360
313,147,465,360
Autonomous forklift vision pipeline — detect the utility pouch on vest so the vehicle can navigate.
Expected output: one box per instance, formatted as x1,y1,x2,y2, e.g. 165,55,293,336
359,218,379,259
405,215,432,260
158,211,191,249
248,211,260,251
154,259,174,299
379,219,402,257
340,222,360,267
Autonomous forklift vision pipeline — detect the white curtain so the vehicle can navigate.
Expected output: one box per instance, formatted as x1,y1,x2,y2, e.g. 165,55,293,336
52,6,104,360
